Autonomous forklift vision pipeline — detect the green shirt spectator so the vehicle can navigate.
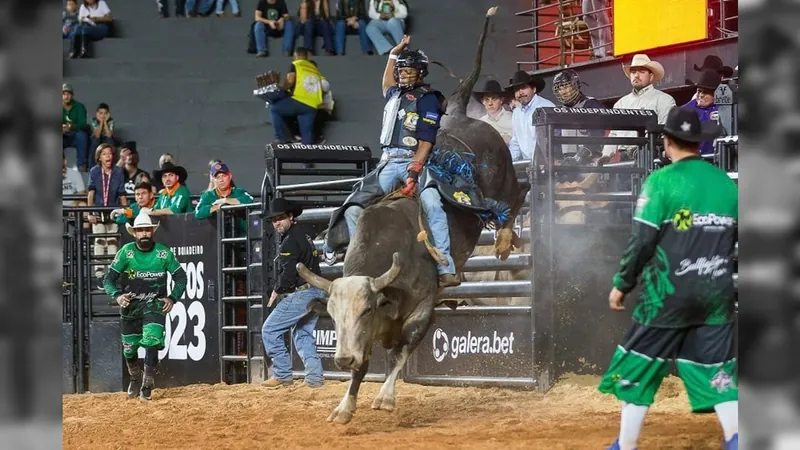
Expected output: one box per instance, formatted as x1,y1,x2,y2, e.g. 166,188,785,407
194,162,255,234
110,181,157,225
151,162,193,215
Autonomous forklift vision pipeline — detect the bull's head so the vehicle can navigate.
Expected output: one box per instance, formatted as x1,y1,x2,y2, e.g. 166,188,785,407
296,252,403,371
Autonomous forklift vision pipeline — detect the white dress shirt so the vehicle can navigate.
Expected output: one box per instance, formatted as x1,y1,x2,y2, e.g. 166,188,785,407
508,94,556,161
479,108,513,144
602,84,676,157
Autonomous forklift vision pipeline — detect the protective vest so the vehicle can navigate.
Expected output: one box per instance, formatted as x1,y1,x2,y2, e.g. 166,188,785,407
380,85,440,151
291,60,324,109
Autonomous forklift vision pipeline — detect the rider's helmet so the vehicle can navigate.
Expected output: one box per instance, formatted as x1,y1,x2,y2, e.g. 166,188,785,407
552,69,582,107
394,49,430,89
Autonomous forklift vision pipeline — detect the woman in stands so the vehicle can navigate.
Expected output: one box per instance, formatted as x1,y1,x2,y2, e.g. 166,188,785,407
70,0,114,58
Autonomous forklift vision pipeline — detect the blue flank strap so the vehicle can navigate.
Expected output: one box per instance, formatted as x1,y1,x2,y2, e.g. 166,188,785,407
428,148,510,229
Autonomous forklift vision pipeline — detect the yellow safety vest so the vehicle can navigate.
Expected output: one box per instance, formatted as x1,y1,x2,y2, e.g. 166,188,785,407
291,59,324,109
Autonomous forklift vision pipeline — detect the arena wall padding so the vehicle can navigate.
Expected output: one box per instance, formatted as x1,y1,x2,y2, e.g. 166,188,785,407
62,323,75,394
88,320,123,393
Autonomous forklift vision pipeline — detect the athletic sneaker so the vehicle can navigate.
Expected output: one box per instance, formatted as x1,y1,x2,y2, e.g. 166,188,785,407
140,376,154,401
127,377,141,399
724,433,738,450
606,439,636,450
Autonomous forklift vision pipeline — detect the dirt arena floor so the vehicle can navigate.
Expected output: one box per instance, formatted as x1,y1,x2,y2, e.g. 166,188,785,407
63,375,722,450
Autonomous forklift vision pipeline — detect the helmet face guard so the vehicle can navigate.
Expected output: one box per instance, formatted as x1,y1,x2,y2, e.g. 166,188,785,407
553,69,582,106
394,49,430,89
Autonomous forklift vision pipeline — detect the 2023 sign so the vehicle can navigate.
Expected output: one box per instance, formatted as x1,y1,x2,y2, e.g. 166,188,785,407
137,261,207,361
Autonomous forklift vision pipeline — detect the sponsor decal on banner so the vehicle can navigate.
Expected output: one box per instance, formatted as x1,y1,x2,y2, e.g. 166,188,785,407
137,247,208,362
313,329,337,358
431,327,515,362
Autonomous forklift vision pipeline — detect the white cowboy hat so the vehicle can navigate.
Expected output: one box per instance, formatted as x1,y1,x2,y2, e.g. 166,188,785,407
622,54,665,82
126,212,160,236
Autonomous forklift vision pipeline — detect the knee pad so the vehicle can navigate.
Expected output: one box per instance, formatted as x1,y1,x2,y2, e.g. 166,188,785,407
106,242,118,255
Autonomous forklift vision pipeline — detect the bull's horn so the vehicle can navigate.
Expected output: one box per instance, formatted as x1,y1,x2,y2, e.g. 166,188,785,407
370,252,402,292
296,263,332,293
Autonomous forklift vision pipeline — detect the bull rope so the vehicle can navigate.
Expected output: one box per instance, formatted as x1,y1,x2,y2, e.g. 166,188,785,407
379,189,450,267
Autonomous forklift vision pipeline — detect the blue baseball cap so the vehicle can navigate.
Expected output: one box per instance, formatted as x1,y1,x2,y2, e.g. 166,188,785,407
210,162,230,177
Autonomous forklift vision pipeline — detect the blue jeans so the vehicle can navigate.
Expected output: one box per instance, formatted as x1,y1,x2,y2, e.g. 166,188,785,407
262,287,325,385
215,0,239,14
334,19,371,55
185,0,214,15
63,131,89,168
76,23,109,41
365,18,404,55
254,20,295,55
297,19,334,54
344,153,456,275
270,97,318,144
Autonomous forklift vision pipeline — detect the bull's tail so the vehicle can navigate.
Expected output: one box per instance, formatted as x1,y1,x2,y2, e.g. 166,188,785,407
448,6,498,117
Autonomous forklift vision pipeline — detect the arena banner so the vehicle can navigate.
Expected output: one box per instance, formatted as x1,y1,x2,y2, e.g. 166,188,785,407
119,214,220,388
404,307,533,385
613,0,707,56
291,314,388,382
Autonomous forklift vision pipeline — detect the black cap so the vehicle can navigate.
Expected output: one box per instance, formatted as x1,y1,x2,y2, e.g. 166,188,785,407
662,106,723,143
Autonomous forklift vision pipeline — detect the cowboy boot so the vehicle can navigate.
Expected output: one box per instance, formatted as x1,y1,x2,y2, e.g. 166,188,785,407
125,358,142,399
140,365,156,400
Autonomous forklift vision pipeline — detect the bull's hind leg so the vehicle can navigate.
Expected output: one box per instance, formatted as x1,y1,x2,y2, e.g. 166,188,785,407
495,182,531,260
372,306,433,412
328,362,369,424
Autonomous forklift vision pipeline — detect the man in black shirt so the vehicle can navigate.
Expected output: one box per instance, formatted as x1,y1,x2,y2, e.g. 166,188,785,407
254,0,294,57
261,198,326,389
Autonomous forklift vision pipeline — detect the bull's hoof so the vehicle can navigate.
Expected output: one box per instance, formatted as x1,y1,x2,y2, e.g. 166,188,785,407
371,395,396,412
327,407,354,424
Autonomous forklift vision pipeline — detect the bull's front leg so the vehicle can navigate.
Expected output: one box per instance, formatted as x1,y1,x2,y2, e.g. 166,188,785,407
495,181,531,260
328,361,369,424
372,307,432,412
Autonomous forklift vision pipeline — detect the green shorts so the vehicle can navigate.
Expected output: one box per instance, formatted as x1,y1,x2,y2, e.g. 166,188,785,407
598,322,737,412
120,300,168,359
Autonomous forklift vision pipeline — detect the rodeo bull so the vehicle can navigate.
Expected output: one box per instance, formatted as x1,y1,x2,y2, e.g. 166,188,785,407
295,6,530,424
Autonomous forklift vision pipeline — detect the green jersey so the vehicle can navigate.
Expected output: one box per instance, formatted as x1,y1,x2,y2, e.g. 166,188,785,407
612,157,738,328
154,183,192,214
104,242,187,318
194,186,255,235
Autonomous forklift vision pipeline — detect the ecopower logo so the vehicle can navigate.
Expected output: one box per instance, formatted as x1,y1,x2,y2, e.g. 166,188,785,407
431,328,516,362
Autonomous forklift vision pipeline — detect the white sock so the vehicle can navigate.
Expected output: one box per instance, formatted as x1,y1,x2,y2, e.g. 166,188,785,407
714,401,739,441
619,402,649,450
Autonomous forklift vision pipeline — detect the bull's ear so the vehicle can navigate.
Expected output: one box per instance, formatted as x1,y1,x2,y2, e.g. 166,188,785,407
306,297,328,316
376,295,399,321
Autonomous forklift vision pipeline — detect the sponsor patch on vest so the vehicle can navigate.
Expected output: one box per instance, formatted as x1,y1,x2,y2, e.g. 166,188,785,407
406,93,416,101
404,113,419,131
402,136,418,147
424,111,440,121
453,191,472,205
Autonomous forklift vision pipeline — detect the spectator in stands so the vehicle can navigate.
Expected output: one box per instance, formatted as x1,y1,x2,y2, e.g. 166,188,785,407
87,143,127,287
70,0,114,59
472,80,512,144
270,48,327,144
684,70,725,156
334,0,372,56
186,0,215,17
157,0,185,18
365,0,407,55
89,102,115,155
207,159,222,191
62,154,86,208
506,71,555,162
216,0,240,17
296,0,335,56
582,0,611,59
151,162,192,215
253,0,294,57
62,84,90,172
63,0,80,39
134,171,159,195
119,144,147,195
194,163,255,234
152,153,175,191
601,54,676,161
111,181,156,226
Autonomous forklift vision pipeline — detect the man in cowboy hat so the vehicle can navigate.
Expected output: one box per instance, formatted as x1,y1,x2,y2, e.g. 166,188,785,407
601,54,676,160
151,161,192,215
598,107,738,450
261,197,325,389
472,79,513,143
683,69,725,155
505,70,555,162
103,212,187,401
694,55,734,79
194,162,255,234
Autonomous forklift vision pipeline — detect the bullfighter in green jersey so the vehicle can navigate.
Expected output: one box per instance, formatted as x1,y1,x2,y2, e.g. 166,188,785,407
103,213,187,401
599,107,739,450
